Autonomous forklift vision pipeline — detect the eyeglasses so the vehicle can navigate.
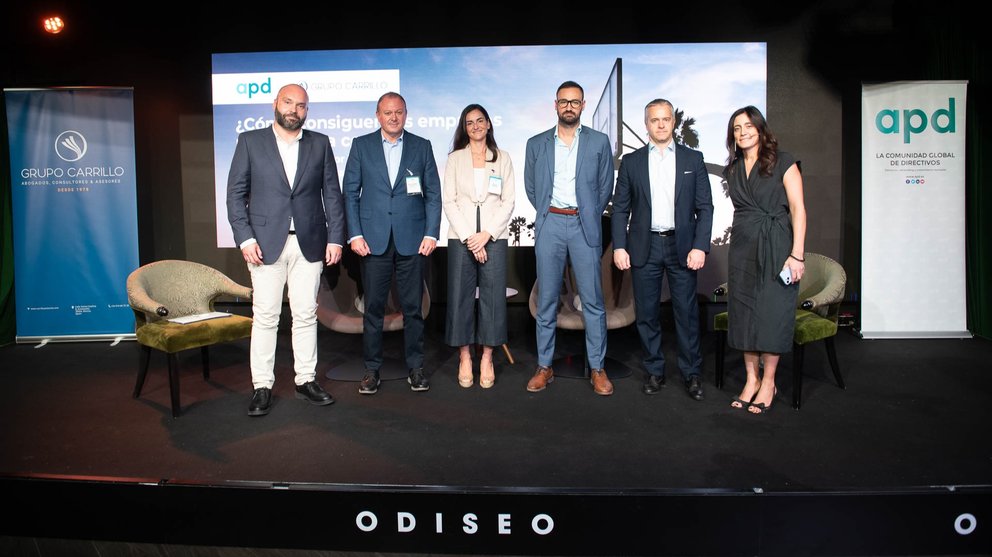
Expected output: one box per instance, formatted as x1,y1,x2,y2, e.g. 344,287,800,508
556,99,583,109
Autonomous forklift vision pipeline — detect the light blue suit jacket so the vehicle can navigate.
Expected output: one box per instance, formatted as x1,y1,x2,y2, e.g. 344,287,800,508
342,130,442,256
524,126,614,247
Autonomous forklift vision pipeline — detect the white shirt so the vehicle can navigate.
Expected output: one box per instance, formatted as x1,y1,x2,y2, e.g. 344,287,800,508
648,140,676,232
274,126,303,231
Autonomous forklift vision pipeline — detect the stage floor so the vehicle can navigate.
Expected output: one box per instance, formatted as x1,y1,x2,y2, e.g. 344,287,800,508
2,303,991,555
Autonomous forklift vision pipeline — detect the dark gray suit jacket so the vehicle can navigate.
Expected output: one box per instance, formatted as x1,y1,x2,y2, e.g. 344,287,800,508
227,127,344,264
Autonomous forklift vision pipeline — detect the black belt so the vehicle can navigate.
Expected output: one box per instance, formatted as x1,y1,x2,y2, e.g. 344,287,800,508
288,230,296,235
652,229,674,236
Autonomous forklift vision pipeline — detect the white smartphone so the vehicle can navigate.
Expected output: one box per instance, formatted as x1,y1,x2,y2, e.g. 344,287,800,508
779,267,793,285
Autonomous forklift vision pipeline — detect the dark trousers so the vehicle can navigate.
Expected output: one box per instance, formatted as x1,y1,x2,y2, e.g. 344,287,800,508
445,239,508,347
361,235,425,371
631,233,702,379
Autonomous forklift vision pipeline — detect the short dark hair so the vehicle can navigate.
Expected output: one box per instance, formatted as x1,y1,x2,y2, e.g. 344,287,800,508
556,81,584,99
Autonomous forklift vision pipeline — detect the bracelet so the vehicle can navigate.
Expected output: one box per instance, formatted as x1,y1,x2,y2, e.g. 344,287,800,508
789,254,805,262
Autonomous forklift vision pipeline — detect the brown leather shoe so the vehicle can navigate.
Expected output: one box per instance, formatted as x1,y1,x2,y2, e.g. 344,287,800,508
526,366,554,392
590,369,614,396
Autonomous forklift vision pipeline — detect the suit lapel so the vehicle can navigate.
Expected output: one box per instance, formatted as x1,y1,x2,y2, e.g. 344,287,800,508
637,147,652,208
395,134,415,193
263,129,291,189
369,131,391,189
673,144,685,205
293,132,312,189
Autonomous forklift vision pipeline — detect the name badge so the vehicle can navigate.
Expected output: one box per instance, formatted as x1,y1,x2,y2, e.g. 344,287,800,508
487,174,503,195
405,175,423,196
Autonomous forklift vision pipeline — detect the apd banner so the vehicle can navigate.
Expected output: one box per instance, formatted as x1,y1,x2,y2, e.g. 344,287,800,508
861,81,969,338
4,88,139,342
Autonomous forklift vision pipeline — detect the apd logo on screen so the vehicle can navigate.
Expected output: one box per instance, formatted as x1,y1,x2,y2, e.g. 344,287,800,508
55,130,87,162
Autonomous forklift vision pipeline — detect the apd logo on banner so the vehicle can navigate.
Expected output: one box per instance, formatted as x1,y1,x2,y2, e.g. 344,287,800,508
3,87,139,342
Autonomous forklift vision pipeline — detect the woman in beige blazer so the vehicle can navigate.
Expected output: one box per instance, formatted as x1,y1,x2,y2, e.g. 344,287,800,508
443,104,515,388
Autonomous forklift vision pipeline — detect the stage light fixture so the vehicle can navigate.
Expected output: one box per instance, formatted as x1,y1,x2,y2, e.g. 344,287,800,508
43,16,65,34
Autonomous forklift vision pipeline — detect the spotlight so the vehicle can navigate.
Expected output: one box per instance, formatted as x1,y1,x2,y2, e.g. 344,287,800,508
43,16,65,34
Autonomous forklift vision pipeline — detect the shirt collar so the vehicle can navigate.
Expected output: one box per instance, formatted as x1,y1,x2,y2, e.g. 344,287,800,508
554,124,583,142
649,140,675,156
272,125,303,145
381,131,404,145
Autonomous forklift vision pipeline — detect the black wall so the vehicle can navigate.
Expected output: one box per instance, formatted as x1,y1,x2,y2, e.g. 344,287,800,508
2,1,983,303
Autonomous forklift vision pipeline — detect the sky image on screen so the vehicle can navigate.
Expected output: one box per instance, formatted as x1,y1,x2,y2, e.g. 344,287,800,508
211,43,766,249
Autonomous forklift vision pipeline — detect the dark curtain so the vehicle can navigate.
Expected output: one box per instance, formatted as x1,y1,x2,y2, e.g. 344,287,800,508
928,23,990,339
0,97,15,345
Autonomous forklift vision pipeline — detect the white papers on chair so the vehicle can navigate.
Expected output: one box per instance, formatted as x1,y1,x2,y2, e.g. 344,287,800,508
168,311,232,324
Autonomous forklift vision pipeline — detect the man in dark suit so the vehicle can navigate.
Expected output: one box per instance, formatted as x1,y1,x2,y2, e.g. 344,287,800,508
227,83,345,416
525,81,615,396
342,92,442,394
611,98,714,400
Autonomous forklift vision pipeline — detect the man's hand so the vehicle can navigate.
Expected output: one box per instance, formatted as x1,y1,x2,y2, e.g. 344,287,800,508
242,243,263,265
350,237,370,257
419,237,437,256
325,244,342,265
687,249,706,271
613,248,631,270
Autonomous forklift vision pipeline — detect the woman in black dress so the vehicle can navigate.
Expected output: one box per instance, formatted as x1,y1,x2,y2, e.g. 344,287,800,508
723,106,807,414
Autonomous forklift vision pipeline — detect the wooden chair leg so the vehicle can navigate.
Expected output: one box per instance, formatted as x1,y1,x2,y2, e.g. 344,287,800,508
134,345,152,398
793,343,805,410
825,336,845,389
715,330,726,389
501,343,515,364
167,353,181,418
201,346,210,380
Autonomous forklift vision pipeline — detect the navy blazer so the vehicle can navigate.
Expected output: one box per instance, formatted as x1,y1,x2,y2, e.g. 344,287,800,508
524,126,614,247
342,130,442,256
226,127,345,264
611,143,714,267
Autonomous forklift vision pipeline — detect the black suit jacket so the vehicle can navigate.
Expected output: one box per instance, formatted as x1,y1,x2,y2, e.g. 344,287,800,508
611,143,714,267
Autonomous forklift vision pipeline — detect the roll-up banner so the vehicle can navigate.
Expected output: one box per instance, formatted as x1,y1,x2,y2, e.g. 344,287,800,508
861,81,969,338
4,87,139,342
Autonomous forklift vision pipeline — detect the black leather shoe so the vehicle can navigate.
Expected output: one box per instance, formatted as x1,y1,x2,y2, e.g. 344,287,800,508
408,368,430,392
295,380,334,406
248,387,271,416
359,370,380,395
685,375,704,401
643,373,666,394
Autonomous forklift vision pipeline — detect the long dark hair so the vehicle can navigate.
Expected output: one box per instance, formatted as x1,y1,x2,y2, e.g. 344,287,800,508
450,104,498,162
724,106,778,178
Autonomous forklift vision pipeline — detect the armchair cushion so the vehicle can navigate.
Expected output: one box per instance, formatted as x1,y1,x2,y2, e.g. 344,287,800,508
135,315,253,354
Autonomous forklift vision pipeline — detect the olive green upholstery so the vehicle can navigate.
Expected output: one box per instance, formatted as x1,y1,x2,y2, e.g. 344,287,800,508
713,252,847,409
127,260,253,417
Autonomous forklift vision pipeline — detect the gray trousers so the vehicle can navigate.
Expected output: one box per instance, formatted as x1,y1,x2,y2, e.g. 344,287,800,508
445,239,508,347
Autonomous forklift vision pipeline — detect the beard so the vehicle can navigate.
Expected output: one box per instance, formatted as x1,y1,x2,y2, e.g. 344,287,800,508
275,108,304,131
557,110,580,126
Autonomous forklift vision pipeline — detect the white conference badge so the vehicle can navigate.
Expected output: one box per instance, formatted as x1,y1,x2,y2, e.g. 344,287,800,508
487,174,502,195
405,170,422,196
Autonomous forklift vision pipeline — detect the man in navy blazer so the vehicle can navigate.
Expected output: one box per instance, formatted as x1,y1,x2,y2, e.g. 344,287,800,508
227,83,345,416
525,81,615,396
611,99,713,400
342,92,442,394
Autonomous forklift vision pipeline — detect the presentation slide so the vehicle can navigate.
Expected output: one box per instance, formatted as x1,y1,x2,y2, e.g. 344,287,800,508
211,43,766,249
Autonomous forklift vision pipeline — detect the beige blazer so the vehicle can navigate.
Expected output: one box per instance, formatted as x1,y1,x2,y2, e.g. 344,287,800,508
442,146,515,242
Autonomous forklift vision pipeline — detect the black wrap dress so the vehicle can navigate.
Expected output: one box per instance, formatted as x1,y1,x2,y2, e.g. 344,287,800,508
727,151,799,354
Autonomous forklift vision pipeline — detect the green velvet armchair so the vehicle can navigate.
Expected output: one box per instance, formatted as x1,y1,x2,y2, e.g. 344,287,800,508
126,260,253,417
713,252,847,409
